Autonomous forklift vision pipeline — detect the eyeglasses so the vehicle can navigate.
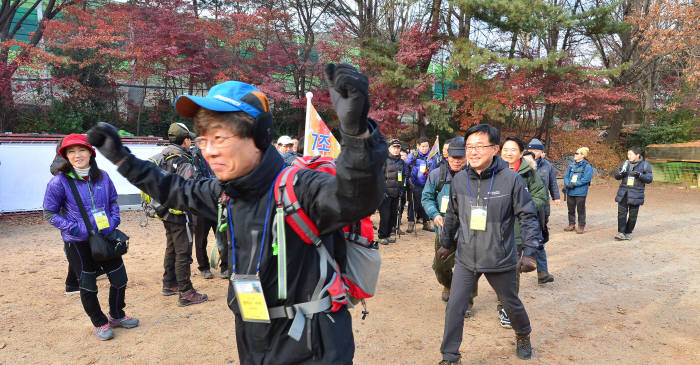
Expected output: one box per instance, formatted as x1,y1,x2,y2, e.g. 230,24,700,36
574,152,582,155
465,144,495,153
194,135,235,149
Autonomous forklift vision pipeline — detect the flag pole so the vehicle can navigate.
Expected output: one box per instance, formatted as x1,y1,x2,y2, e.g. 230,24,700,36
304,92,313,157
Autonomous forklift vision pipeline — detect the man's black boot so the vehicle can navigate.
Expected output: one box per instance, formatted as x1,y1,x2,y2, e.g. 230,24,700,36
516,333,532,360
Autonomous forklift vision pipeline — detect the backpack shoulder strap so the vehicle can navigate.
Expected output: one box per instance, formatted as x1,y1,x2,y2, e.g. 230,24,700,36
273,166,322,246
436,164,449,193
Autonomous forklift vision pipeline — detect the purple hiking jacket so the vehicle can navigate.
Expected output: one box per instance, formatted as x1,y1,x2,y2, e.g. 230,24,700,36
43,171,120,243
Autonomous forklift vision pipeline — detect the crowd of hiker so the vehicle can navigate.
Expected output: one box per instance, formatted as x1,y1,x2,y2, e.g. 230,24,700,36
41,62,653,364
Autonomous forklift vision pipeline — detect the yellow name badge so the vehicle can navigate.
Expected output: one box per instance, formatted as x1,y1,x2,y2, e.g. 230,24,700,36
440,195,449,213
627,176,635,186
419,164,426,174
397,171,402,182
232,275,270,323
470,206,487,231
92,209,110,230
571,175,578,183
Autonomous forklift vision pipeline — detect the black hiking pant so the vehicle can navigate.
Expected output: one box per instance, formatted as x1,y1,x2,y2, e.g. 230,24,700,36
64,241,126,327
567,195,587,227
408,185,428,223
193,214,217,272
378,195,400,239
163,221,194,292
441,265,531,362
617,197,640,234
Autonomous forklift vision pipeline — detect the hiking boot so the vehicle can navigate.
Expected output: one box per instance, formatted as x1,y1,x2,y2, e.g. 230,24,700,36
576,226,585,234
614,232,626,240
219,270,230,279
464,307,473,318
439,360,462,365
93,323,114,341
499,308,512,329
178,288,208,307
516,333,532,360
388,236,396,243
441,287,450,302
537,271,554,284
624,234,632,240
564,225,575,232
406,222,415,233
65,285,80,295
108,315,139,329
162,286,178,296
423,221,434,232
379,238,389,245
200,269,214,279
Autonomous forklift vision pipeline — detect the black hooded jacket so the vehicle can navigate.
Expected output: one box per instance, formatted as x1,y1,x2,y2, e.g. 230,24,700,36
117,126,387,364
440,156,542,272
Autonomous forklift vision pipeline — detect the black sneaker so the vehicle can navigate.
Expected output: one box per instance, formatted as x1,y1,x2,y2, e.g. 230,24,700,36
499,308,512,329
162,286,178,296
65,285,80,295
516,333,532,359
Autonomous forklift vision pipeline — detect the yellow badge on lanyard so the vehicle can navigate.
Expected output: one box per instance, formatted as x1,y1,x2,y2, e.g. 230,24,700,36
470,206,487,231
440,195,449,213
626,176,635,186
92,209,110,230
397,171,402,182
232,274,270,323
571,175,578,183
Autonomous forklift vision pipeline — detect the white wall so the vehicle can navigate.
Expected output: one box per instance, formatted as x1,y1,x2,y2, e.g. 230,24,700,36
0,143,164,212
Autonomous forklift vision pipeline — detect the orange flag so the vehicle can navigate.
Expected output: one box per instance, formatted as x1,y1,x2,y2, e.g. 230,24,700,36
304,92,341,158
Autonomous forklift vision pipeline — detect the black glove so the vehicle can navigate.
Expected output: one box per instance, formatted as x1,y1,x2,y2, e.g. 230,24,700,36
630,170,640,178
566,184,574,190
87,122,130,164
324,62,369,136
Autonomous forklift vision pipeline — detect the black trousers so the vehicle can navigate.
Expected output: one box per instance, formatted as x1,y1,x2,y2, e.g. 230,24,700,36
163,221,194,292
193,214,217,272
441,265,531,362
617,197,640,234
407,185,428,222
378,195,400,239
64,242,126,327
567,195,587,227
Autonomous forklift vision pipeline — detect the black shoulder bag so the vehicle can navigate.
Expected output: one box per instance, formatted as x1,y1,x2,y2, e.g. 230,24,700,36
66,177,129,261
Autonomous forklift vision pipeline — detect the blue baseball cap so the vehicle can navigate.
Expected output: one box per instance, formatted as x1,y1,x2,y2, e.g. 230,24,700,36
175,81,270,119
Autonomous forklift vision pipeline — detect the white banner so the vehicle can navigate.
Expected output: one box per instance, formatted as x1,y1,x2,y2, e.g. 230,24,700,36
0,143,164,212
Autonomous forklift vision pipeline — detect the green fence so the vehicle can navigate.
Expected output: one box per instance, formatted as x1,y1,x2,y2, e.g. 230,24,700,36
649,161,700,185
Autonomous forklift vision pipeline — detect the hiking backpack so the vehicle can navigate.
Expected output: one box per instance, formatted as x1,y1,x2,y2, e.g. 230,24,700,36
272,155,381,319
140,153,189,222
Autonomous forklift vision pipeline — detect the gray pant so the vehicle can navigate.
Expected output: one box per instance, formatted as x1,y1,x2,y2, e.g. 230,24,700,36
441,264,531,362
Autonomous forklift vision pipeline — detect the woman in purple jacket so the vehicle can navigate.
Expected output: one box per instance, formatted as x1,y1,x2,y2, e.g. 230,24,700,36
43,134,139,341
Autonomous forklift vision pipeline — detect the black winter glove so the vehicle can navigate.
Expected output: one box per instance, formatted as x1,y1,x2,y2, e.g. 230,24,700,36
87,122,130,164
566,184,574,190
324,62,369,136
630,170,641,178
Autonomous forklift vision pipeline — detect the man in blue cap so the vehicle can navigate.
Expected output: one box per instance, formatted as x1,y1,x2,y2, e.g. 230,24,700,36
87,63,386,364
526,138,559,284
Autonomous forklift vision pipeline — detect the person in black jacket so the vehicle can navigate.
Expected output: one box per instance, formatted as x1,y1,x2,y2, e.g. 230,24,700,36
437,124,540,363
158,123,209,306
87,62,386,365
378,138,407,245
614,146,653,240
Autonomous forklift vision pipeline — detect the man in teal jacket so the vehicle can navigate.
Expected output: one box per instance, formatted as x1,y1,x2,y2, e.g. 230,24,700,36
422,137,477,314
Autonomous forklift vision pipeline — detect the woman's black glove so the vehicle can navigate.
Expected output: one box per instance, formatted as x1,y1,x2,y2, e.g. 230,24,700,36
324,62,370,136
87,122,130,164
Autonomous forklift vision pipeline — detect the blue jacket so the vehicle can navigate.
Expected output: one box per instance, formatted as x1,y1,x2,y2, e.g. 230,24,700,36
405,151,437,187
563,160,593,197
43,171,120,243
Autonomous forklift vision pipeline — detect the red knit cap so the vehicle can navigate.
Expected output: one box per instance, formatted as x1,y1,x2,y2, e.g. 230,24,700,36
59,134,96,158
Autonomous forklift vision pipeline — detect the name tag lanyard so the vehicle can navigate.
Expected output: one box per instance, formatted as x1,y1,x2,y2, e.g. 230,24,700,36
227,168,283,276
465,173,495,210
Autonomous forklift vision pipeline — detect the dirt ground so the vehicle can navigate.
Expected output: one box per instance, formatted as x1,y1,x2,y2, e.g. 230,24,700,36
1,183,699,364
